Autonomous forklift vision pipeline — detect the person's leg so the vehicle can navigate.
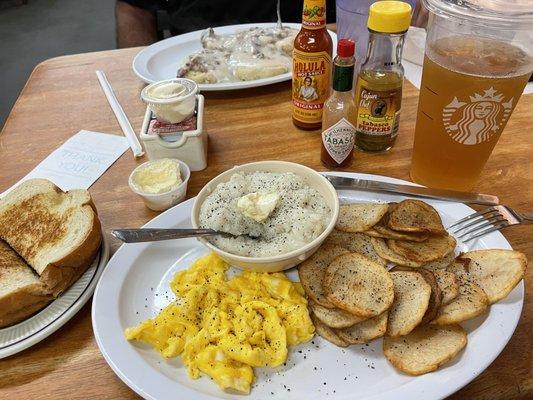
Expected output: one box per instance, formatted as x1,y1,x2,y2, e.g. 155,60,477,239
116,0,157,48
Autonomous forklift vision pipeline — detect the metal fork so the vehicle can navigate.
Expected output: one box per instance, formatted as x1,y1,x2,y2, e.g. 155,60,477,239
449,205,533,242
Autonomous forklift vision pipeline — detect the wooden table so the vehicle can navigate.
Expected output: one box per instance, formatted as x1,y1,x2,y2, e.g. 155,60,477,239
0,47,531,400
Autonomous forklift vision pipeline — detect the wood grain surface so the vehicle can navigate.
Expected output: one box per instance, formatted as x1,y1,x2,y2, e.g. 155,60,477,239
0,47,531,400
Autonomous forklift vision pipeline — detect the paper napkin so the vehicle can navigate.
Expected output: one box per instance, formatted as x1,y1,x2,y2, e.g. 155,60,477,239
1,130,129,197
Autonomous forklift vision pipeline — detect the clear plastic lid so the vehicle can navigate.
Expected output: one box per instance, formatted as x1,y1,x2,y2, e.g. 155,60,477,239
424,0,533,29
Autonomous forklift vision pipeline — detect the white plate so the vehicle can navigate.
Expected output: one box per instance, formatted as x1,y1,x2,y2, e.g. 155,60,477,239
92,172,523,400
0,234,109,358
132,23,338,91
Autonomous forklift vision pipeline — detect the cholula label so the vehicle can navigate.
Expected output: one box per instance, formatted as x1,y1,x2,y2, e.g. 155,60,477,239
292,49,332,124
322,118,356,164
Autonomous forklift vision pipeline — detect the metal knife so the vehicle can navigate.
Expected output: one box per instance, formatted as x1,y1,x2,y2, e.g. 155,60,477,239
325,175,499,205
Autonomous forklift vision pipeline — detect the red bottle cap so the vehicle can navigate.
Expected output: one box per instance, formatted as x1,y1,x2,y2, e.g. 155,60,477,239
337,39,355,57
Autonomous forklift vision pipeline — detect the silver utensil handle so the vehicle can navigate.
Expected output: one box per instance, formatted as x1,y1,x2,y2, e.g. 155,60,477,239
111,228,217,243
325,176,499,206
518,213,533,222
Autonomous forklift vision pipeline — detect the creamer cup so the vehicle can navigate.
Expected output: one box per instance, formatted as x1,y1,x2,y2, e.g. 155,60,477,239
141,79,198,124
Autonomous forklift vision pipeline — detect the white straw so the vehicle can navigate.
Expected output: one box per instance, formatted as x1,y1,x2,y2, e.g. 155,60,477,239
96,70,144,158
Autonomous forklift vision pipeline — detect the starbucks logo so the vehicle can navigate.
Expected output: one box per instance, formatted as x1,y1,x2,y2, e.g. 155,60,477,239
442,87,513,145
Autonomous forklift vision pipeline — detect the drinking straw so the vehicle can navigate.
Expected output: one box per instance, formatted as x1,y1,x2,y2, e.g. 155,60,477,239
96,70,144,158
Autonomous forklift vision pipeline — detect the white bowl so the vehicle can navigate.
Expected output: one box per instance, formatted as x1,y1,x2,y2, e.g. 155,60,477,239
191,161,339,272
129,159,191,211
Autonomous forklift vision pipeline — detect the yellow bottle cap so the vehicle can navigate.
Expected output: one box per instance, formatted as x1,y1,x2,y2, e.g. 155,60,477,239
368,1,412,33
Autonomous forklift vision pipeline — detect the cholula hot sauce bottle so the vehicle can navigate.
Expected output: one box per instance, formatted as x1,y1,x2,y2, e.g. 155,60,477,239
292,0,333,130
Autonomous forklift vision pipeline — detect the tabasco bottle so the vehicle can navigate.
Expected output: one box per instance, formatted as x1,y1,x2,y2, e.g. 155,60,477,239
292,0,333,130
321,39,357,168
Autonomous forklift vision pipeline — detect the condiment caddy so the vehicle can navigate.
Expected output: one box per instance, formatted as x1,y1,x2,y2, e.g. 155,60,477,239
140,94,208,171
128,78,209,212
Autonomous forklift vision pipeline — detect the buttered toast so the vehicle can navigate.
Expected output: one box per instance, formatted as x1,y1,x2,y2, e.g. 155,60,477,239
0,240,53,327
0,179,102,297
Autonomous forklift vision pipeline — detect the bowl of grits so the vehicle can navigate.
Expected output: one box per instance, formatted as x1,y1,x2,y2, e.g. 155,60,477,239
191,161,339,272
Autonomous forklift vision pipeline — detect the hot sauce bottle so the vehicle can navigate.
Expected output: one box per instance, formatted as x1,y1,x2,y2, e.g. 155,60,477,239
321,39,357,168
354,1,411,151
292,0,333,130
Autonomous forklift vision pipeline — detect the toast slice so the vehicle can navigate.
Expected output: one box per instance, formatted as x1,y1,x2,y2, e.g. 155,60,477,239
0,179,102,296
0,240,53,327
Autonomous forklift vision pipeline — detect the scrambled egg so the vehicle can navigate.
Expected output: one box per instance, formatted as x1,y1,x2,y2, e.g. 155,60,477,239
125,253,315,393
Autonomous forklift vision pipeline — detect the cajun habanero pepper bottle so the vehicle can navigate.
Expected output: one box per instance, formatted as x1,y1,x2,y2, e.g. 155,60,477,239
292,0,333,130
354,0,411,151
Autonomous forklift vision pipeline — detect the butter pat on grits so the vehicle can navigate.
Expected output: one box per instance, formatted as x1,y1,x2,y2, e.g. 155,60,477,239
125,253,315,394
237,192,280,222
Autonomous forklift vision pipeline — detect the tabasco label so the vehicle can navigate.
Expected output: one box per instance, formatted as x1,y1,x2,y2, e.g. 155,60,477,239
292,49,332,124
355,85,401,137
302,0,327,29
322,118,356,164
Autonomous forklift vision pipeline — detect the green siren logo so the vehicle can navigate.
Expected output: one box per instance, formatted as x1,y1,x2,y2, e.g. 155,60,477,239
443,87,513,145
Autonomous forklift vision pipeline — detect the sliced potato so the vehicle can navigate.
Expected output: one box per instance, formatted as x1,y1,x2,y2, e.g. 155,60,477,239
324,252,394,318
364,228,382,237
370,237,424,268
387,271,431,336
336,203,389,233
311,313,350,347
422,251,455,270
433,269,459,305
336,311,388,344
388,235,457,263
389,265,442,313
383,324,467,375
388,199,446,235
417,269,442,325
311,301,366,329
431,266,489,325
298,244,349,308
458,250,527,304
372,224,429,242
325,229,387,266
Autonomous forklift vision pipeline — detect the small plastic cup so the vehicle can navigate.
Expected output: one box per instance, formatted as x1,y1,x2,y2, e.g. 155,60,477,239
128,159,191,211
140,78,198,124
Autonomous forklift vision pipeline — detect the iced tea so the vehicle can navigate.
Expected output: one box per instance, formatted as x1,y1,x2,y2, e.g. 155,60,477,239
410,36,531,190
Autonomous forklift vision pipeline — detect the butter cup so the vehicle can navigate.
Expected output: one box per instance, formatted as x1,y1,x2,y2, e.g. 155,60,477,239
128,159,190,211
